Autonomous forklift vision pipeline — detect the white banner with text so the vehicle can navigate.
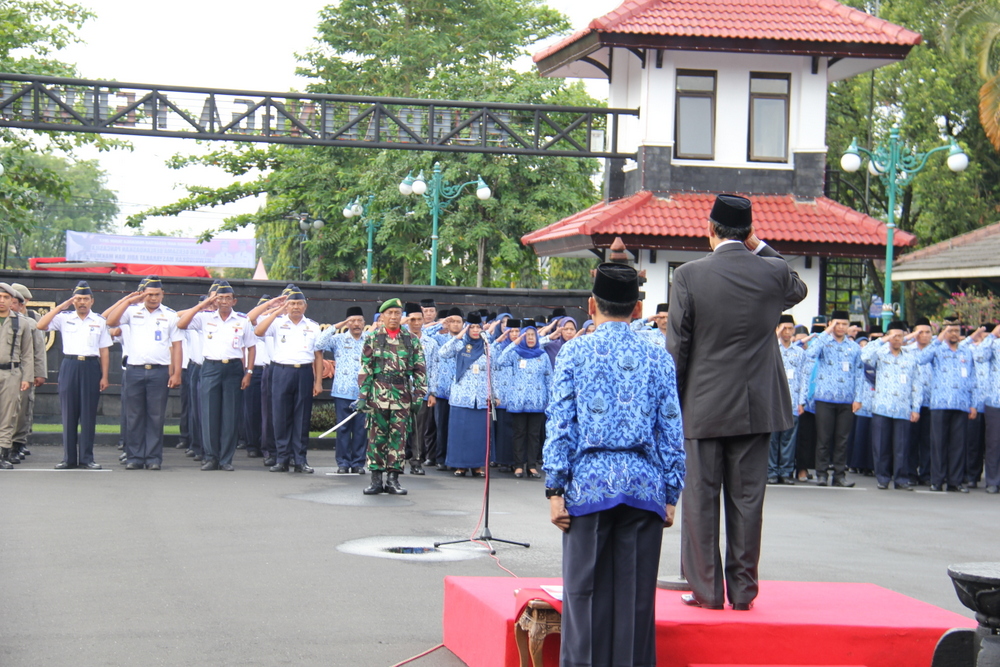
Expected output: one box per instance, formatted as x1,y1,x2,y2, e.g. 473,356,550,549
66,231,256,268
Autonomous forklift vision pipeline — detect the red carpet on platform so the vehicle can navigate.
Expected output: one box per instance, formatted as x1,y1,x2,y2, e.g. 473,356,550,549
442,577,975,667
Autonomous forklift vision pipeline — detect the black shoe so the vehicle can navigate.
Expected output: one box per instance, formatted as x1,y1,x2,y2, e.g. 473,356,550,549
731,602,754,611
929,484,943,492
767,476,779,485
147,464,161,470
384,471,407,495
200,460,219,471
876,481,888,490
424,459,436,467
175,442,187,449
220,464,235,472
968,481,979,489
117,443,124,451
410,463,425,476
436,462,448,471
986,485,999,494
83,462,102,470
832,477,855,488
193,455,203,462
337,466,349,474
185,449,196,458
958,484,970,493
55,462,76,470
270,463,289,472
779,476,795,485
680,593,723,610
294,464,314,474
894,482,914,491
263,456,276,467
125,463,142,470
498,465,512,473
247,449,261,459
0,458,12,470
816,475,828,487
236,442,246,450
363,471,384,495
20,446,29,456
356,466,367,474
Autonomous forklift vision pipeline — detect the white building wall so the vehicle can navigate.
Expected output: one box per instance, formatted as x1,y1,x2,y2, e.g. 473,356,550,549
608,47,645,155
633,248,822,327
634,51,829,167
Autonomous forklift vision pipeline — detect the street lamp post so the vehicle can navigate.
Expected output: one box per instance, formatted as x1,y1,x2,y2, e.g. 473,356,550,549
399,162,492,286
287,212,325,281
840,126,969,330
342,195,376,283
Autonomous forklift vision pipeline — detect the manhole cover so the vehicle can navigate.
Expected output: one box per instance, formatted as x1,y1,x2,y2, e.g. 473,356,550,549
337,536,487,561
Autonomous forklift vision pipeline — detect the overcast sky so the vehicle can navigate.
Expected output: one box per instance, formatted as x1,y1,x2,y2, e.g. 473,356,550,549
57,0,615,241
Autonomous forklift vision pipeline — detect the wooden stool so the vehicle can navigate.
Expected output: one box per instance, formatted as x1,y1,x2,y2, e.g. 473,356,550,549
514,598,562,667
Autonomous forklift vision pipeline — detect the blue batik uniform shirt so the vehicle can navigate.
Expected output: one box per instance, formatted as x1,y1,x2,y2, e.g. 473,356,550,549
491,338,514,407
432,335,459,399
804,332,862,404
438,335,489,408
904,342,934,408
914,339,977,411
316,329,364,400
419,333,439,403
778,340,806,416
973,336,1000,408
542,321,686,520
497,344,552,413
860,339,922,420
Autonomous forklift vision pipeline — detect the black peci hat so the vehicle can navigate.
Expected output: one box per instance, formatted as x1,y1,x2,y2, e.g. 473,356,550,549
346,306,364,318
466,312,482,325
830,310,849,321
709,194,752,229
592,263,639,303
778,314,794,325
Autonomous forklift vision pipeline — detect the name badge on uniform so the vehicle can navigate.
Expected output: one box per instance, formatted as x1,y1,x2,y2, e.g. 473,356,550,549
900,374,907,384
786,368,795,380
232,337,242,349
155,329,162,342
519,359,527,369
472,366,480,374
842,361,850,372
961,367,968,378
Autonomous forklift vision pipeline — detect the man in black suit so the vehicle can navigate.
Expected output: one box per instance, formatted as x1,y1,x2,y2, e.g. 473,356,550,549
668,194,807,610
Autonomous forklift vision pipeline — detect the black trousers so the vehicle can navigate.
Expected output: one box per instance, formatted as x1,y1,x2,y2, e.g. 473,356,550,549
493,407,514,466
188,363,203,456
421,399,436,462
966,412,985,484
58,356,101,466
908,406,932,482
433,397,450,463
930,409,968,487
407,400,433,463
200,359,243,466
982,406,1000,487
243,369,263,452
124,365,169,466
510,411,544,469
179,365,191,446
561,505,662,667
271,364,314,466
260,364,275,458
814,400,854,478
681,433,768,607
871,414,911,485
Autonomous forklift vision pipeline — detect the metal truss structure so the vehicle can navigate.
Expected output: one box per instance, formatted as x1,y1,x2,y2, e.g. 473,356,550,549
0,73,638,159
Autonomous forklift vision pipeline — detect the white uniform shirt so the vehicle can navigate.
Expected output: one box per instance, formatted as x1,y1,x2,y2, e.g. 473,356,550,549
188,327,204,365
48,311,112,356
264,315,320,365
254,332,272,365
187,310,256,361
119,304,183,366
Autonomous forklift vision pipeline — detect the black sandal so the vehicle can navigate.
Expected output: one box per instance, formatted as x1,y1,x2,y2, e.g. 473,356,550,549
454,469,467,477
514,468,524,478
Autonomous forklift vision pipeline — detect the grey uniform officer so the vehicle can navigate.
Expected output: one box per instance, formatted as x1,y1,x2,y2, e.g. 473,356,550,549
37,281,112,469
9,283,46,462
105,276,183,470
0,282,35,469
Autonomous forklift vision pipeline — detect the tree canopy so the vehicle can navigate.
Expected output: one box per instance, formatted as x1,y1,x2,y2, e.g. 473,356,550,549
128,0,602,288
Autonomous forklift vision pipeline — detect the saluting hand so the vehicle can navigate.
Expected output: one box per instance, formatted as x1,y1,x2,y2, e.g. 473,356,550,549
126,291,146,304
55,297,75,312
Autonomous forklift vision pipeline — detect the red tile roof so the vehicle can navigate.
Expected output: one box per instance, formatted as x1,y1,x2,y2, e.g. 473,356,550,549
534,0,921,63
521,191,916,248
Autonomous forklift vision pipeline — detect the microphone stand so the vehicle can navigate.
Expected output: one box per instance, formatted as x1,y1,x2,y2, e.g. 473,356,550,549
435,332,530,555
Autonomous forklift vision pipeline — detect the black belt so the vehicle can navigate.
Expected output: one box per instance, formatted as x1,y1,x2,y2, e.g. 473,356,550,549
67,356,98,361
204,358,239,364
128,363,168,370
0,362,19,370
273,362,308,369
375,373,407,385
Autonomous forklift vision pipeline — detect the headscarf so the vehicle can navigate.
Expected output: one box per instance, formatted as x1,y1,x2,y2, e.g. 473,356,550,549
455,327,486,382
545,316,578,366
515,326,546,359
581,319,594,334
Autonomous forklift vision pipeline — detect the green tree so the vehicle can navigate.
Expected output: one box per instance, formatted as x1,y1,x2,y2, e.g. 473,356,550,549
129,0,601,289
5,155,118,267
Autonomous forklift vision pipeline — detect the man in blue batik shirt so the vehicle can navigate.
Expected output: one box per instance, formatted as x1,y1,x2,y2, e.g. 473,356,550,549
913,317,977,492
905,318,935,485
861,321,922,490
804,310,862,487
970,323,1000,494
316,306,368,474
544,262,685,667
769,314,805,485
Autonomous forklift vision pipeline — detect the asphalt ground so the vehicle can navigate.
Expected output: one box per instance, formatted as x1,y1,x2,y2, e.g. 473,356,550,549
2,444,997,667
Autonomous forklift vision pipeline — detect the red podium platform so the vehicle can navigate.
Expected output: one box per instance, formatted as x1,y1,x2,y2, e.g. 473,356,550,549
442,577,975,667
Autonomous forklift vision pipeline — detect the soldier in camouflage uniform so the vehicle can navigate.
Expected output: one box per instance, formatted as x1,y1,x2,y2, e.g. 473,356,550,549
356,298,427,495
